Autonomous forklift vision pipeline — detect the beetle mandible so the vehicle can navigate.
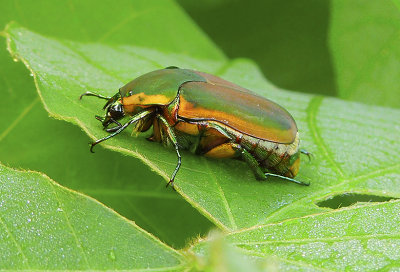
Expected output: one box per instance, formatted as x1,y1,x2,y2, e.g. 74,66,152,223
80,67,310,187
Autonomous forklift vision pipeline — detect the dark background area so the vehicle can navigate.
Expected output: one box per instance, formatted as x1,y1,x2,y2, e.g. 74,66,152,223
178,0,336,96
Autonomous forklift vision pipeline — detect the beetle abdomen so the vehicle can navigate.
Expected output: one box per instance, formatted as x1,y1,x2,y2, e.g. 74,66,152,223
218,123,301,177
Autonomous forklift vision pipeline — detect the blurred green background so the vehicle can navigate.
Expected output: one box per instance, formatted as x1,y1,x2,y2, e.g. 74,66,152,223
1,0,399,249
178,0,400,107
179,0,336,96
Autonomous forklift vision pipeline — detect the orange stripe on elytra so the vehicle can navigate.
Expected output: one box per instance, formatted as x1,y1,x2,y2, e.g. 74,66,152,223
178,96,293,143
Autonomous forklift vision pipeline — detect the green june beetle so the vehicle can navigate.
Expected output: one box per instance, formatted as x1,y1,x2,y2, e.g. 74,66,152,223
80,67,310,187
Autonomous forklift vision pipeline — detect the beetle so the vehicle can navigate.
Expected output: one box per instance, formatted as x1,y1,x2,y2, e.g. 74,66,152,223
80,67,310,187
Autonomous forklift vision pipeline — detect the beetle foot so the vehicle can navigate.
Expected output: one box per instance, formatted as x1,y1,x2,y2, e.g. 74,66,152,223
300,149,313,162
79,92,91,100
166,179,176,190
89,142,96,153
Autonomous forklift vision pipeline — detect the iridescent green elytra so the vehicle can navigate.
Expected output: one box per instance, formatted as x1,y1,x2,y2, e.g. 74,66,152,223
80,67,310,187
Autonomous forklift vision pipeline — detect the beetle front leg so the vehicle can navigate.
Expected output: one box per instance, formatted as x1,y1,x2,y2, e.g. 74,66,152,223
157,114,181,189
90,109,153,152
79,91,111,100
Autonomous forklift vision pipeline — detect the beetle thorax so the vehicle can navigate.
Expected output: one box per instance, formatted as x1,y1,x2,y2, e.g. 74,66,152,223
122,92,172,114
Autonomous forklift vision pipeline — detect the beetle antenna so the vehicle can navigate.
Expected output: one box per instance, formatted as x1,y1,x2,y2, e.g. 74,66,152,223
80,91,111,100
265,173,310,186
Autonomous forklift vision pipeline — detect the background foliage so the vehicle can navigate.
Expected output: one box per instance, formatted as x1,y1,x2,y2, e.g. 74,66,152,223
1,0,400,271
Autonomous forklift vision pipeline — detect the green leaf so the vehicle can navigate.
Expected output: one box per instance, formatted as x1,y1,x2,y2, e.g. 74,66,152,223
0,163,184,270
330,0,400,108
192,200,400,271
0,0,223,60
0,0,216,249
5,23,400,234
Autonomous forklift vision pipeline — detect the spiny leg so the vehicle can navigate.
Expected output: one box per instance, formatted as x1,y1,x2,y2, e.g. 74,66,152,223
79,91,111,100
90,109,153,152
200,124,268,180
237,145,270,180
157,114,181,189
234,144,309,186
194,122,309,186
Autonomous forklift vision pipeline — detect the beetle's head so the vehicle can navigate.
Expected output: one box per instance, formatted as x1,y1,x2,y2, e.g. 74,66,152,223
97,93,126,129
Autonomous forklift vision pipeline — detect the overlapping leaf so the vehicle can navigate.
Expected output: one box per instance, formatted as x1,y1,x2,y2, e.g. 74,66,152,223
0,164,184,270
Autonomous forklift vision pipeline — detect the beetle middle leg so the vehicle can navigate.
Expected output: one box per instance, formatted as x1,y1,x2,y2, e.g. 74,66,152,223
157,114,181,188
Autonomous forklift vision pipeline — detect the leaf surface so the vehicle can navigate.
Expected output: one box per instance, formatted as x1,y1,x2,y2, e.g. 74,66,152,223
192,200,400,271
0,164,183,270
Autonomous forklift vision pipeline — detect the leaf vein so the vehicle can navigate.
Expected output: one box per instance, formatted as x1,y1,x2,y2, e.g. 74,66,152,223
59,40,126,82
202,158,237,230
97,10,141,42
232,233,400,245
343,163,400,185
49,181,91,268
0,97,39,143
0,214,30,268
307,96,345,177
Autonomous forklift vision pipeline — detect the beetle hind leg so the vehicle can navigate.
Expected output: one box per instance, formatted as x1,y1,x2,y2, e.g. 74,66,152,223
265,173,310,186
207,142,309,186
205,143,266,180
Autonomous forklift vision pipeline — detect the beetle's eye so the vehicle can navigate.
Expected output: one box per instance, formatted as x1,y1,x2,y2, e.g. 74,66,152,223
109,104,124,120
